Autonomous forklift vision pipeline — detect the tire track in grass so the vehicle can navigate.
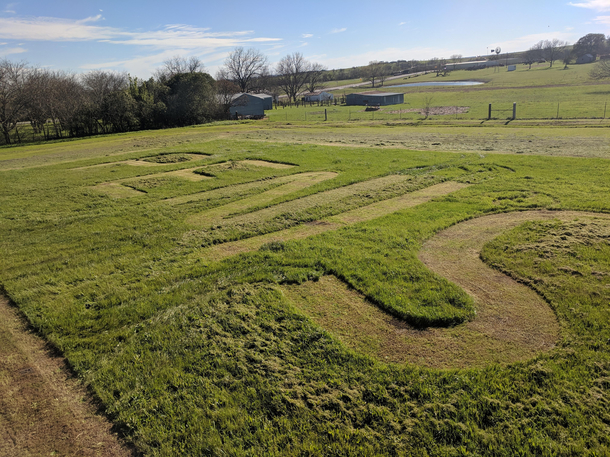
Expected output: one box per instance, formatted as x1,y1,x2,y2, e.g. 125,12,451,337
0,296,133,456
283,210,609,369
200,181,468,261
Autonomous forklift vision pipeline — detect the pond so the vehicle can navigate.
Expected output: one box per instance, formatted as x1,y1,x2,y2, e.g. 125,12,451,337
389,81,484,88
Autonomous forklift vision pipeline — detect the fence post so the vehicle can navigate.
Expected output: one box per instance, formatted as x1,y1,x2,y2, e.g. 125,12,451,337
604,102,607,119
488,103,492,120
325,109,327,121
513,102,516,120
556,103,560,119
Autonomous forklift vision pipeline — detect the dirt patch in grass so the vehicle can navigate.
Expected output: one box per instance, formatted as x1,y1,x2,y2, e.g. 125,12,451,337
139,153,205,164
240,159,296,169
282,210,610,369
205,160,295,172
92,167,211,196
0,296,133,456
91,182,146,198
199,181,467,261
385,106,470,116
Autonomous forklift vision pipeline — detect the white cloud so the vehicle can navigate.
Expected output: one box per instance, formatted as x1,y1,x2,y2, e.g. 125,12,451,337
593,14,610,23
399,22,406,26
3,2,17,13
0,16,281,50
569,0,610,11
78,14,104,24
310,46,460,69
330,27,347,34
300,42,308,47
302,33,313,38
489,31,576,53
0,46,27,55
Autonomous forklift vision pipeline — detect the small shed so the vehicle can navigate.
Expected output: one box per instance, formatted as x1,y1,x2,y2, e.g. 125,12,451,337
507,65,516,72
230,93,273,118
346,92,404,106
303,91,334,102
576,54,595,64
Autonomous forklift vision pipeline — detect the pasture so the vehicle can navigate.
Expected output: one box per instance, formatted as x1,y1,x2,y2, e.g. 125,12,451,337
1,76,610,454
271,63,610,121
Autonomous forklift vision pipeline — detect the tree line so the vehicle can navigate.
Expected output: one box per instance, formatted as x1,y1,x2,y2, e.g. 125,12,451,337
0,50,330,146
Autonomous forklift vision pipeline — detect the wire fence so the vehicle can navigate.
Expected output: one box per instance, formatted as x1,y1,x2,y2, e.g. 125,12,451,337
266,101,610,122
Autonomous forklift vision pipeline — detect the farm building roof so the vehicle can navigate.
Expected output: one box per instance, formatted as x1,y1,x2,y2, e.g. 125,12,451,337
357,91,403,96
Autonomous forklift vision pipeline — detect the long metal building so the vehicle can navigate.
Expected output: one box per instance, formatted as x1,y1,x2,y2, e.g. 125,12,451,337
346,92,404,106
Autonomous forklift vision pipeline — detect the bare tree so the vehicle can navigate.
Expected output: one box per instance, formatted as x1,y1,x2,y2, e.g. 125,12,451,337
562,47,573,69
304,62,327,93
48,72,84,138
0,59,29,144
222,47,268,93
363,61,385,88
81,71,128,105
154,56,204,83
524,42,543,69
81,71,128,133
542,39,569,68
215,78,240,118
450,54,463,63
24,68,51,137
276,52,311,102
435,58,448,76
422,96,434,119
378,63,392,86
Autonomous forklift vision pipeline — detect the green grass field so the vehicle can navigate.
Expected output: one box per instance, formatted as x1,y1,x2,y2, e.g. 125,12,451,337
1,65,610,455
272,63,610,121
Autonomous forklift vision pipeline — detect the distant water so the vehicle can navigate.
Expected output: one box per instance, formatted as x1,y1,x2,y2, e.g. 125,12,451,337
389,81,484,88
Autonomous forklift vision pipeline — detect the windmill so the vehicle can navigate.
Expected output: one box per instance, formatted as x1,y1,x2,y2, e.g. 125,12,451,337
490,46,502,72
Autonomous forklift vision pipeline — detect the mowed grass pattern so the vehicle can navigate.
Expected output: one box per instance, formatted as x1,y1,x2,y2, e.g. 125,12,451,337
201,181,467,261
2,114,610,455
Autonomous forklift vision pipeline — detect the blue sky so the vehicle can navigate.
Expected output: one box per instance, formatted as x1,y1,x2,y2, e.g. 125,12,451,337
0,0,608,77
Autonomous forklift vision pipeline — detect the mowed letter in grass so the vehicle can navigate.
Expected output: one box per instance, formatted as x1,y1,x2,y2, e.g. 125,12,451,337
1,113,610,454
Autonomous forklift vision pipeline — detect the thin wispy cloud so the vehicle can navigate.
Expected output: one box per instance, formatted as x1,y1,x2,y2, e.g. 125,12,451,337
593,14,610,23
300,42,308,47
302,33,313,38
78,14,104,24
330,27,347,34
0,16,281,50
313,46,459,69
490,31,575,53
569,0,610,11
399,22,406,26
0,46,27,55
3,2,17,13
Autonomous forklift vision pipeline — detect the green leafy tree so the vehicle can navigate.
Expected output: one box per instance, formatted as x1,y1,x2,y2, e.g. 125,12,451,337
164,72,217,126
573,33,606,58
